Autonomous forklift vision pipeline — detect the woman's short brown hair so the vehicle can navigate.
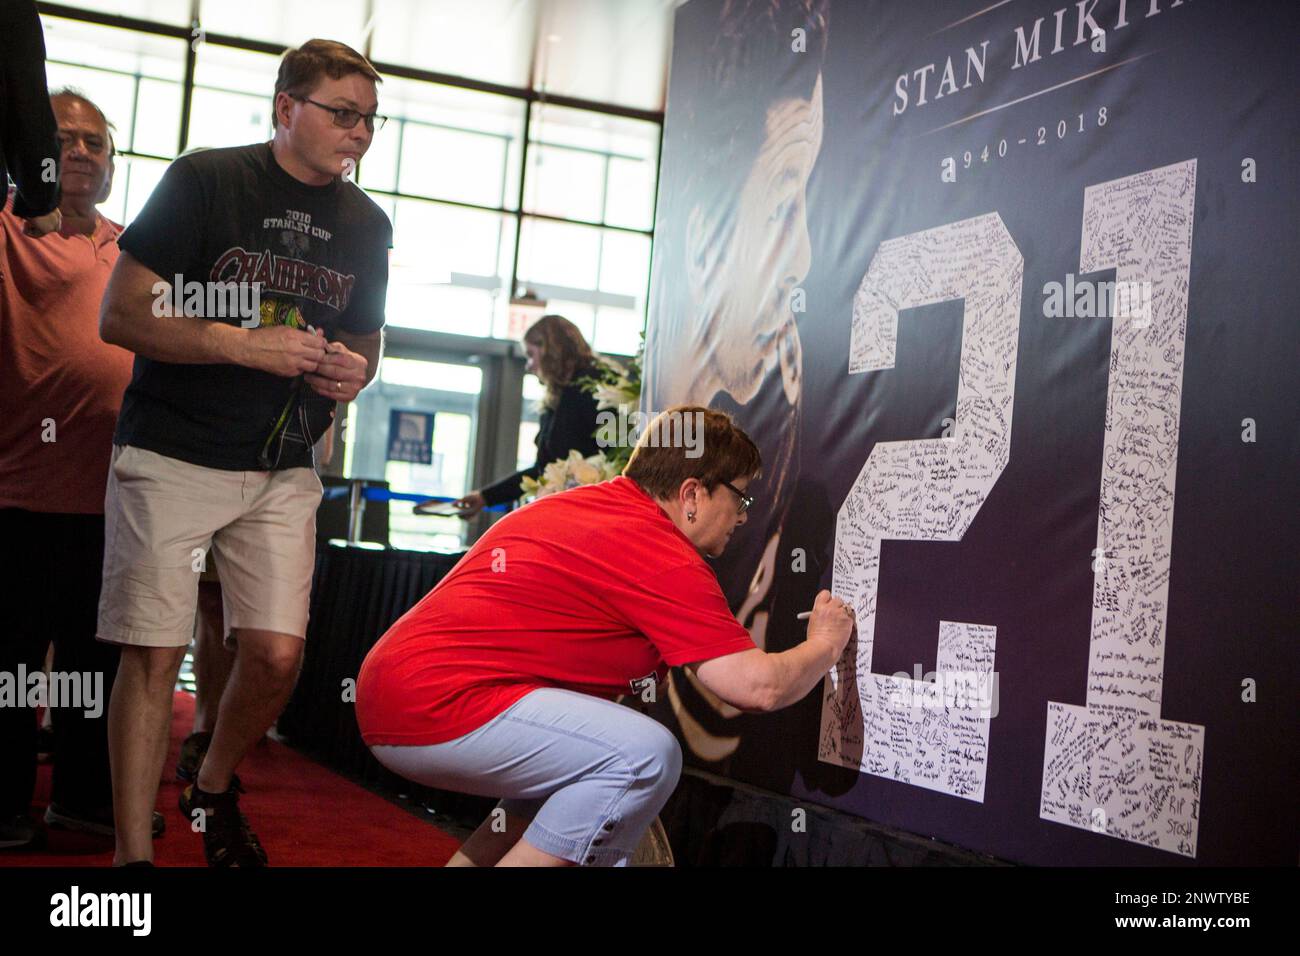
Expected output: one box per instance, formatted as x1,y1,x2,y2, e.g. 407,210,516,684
273,39,382,128
624,406,761,500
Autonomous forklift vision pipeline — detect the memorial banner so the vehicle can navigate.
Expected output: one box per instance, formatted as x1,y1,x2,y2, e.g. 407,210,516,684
644,0,1298,865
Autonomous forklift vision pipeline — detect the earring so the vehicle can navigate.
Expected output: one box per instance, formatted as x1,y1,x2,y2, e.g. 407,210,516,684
687,511,696,522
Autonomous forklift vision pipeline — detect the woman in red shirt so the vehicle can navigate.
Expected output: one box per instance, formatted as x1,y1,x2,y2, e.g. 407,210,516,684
356,406,855,866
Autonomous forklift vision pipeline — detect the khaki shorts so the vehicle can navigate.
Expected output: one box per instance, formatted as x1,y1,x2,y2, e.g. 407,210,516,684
97,444,322,648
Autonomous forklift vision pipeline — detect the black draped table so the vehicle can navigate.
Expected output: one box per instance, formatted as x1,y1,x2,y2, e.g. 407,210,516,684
277,542,495,818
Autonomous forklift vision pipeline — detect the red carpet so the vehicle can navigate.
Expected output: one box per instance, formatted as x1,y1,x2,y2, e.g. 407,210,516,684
0,691,463,867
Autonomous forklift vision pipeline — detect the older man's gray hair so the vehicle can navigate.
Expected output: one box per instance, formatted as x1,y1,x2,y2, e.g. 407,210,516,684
49,85,117,156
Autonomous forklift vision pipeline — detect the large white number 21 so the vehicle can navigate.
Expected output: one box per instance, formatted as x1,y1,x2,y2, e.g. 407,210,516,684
820,160,1204,858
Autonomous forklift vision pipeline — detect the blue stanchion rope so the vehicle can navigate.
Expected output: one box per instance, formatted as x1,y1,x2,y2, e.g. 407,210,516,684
320,485,510,511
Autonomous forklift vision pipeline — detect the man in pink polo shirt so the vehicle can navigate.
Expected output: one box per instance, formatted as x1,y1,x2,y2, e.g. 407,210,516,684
0,89,146,851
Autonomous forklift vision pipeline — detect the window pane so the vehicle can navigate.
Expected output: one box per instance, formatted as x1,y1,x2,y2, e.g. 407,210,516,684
540,299,595,343
604,155,655,230
189,46,278,150
526,104,658,228
120,156,170,224
345,358,482,552
387,433,475,548
42,62,137,152
380,76,524,210
516,421,540,472
532,0,672,110
52,0,191,25
599,231,650,298
594,231,649,354
41,16,186,157
398,125,508,208
388,199,515,336
516,221,648,352
194,45,278,98
371,0,535,88
381,359,482,393
133,79,184,156
357,123,399,193
188,90,274,151
517,374,544,470
393,197,511,279
517,218,599,291
593,306,644,357
97,160,129,226
389,284,495,338
196,0,368,49
98,154,167,227
524,145,604,222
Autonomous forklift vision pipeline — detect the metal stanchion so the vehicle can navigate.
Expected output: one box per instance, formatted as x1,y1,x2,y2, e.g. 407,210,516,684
347,479,366,545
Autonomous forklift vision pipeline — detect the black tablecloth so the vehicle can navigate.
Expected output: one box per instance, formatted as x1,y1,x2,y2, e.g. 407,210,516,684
278,543,494,818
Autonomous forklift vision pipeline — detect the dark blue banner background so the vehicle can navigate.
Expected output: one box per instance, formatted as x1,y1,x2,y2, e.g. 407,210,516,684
645,0,1298,866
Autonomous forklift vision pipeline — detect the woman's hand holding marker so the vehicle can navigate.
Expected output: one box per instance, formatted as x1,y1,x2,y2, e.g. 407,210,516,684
798,590,856,659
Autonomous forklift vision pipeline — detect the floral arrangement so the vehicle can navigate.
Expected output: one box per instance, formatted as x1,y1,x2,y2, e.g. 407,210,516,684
519,449,623,498
520,338,644,499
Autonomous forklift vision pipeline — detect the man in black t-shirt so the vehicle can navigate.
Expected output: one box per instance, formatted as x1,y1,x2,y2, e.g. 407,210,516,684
97,39,392,867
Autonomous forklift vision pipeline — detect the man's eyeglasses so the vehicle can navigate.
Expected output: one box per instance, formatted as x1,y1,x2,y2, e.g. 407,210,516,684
293,96,388,132
720,480,754,515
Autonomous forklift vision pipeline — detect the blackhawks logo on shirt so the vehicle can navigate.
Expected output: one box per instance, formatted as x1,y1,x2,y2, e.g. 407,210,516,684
257,296,307,330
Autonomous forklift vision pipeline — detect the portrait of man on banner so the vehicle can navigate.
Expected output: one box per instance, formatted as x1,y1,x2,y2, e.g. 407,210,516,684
643,0,829,764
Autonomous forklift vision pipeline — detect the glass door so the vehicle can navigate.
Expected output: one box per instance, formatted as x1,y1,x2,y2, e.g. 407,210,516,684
342,357,482,552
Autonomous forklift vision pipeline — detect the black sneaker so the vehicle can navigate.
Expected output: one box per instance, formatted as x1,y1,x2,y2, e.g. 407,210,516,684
44,803,165,838
179,783,267,867
0,814,45,850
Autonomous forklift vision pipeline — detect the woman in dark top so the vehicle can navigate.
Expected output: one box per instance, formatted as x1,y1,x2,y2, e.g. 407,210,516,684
437,315,602,518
